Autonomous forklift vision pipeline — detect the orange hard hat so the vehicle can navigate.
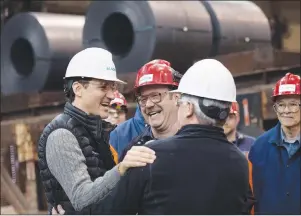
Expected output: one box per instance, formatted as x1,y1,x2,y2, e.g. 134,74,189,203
272,73,300,101
134,59,181,91
230,102,239,114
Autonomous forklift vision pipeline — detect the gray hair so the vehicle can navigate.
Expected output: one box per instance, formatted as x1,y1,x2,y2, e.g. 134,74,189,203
179,94,231,126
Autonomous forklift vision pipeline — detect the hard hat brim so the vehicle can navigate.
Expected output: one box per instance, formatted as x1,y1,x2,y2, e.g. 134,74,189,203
108,77,127,85
169,89,182,94
169,89,237,102
64,76,127,85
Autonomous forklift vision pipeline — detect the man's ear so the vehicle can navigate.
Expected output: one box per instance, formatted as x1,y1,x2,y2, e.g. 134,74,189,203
186,102,194,118
72,82,82,97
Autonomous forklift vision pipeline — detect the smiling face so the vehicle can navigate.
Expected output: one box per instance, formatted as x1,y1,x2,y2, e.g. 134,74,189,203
274,95,300,128
138,85,178,131
72,79,116,118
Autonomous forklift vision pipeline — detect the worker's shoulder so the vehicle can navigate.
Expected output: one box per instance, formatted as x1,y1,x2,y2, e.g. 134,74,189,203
252,123,279,149
249,124,280,163
45,129,79,157
47,128,77,144
43,112,83,135
144,136,177,150
242,133,256,142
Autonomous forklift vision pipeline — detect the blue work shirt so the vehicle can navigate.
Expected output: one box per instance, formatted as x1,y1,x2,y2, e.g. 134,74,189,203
248,122,300,215
109,106,147,157
280,128,301,158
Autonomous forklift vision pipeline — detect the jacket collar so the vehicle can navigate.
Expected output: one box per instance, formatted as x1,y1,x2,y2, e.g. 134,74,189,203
64,102,104,140
134,106,149,128
268,122,282,145
134,106,145,122
176,124,227,141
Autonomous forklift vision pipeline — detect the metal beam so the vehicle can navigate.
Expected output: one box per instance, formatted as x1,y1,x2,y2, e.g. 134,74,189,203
1,164,31,214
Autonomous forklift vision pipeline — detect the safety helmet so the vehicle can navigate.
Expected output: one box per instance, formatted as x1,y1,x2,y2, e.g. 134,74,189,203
272,73,300,101
110,91,127,109
64,47,126,84
171,59,236,102
134,59,181,91
230,102,239,114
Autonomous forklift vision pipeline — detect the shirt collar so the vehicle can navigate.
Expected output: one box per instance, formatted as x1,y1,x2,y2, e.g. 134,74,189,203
280,128,300,144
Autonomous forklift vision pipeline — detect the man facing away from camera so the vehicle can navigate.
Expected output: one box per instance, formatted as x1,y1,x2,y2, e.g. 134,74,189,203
98,59,250,214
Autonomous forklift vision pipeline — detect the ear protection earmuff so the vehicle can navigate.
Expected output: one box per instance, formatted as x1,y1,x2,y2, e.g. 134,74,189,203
198,98,230,121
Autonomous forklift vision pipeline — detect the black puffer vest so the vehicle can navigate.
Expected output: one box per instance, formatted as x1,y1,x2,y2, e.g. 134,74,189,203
38,102,116,214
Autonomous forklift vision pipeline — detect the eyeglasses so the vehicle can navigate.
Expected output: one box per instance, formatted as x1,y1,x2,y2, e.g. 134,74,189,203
88,81,118,92
273,102,301,113
137,92,168,107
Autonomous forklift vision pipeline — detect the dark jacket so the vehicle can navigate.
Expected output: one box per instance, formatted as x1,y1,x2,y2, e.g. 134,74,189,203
119,126,153,162
248,122,301,215
38,102,115,214
109,107,147,157
101,124,250,215
234,132,255,152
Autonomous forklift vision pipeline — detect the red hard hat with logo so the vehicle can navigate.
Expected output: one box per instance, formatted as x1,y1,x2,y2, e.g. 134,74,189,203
110,91,127,109
272,73,300,101
230,102,239,114
134,59,182,91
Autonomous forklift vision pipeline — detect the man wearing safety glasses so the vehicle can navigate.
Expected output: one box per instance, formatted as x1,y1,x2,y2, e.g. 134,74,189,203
38,48,155,215
249,73,300,214
117,59,183,162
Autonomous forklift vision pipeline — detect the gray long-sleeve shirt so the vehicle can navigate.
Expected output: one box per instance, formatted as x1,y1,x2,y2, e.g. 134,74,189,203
46,128,121,211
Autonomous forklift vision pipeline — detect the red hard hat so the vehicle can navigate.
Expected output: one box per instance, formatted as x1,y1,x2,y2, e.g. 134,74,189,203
272,73,300,101
230,102,239,114
110,91,127,108
134,59,180,91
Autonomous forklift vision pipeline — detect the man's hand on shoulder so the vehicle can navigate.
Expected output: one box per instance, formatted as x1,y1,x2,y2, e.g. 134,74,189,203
118,146,156,175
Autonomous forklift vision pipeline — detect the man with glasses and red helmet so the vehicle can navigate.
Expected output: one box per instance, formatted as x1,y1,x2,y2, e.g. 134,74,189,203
248,73,300,214
117,59,183,161
106,91,128,126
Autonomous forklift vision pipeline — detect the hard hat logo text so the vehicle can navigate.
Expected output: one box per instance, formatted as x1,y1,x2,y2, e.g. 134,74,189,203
106,67,116,72
139,74,153,85
279,84,296,93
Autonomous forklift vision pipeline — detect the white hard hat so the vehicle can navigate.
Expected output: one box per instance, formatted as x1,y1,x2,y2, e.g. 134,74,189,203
64,47,126,84
170,59,236,102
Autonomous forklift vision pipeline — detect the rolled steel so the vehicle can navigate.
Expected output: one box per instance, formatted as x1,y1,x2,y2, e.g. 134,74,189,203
83,1,213,74
1,12,85,95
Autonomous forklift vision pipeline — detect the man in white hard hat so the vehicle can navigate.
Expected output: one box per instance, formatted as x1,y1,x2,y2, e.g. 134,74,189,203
37,48,156,215
102,59,250,214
